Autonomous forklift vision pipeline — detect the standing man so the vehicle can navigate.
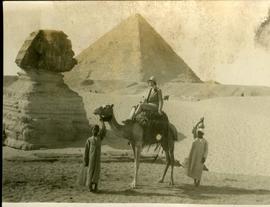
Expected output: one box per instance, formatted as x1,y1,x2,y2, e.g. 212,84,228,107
186,127,208,187
84,119,106,192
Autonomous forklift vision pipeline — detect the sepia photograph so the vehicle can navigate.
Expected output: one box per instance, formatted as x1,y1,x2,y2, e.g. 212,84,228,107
2,1,270,205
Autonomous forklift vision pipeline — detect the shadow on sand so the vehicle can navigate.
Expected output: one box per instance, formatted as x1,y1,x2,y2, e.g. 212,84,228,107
96,183,270,201
96,186,214,200
98,188,177,197
177,131,187,142
175,184,270,200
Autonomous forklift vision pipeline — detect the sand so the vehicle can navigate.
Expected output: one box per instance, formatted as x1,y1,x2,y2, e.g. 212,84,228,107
76,92,270,176
2,146,270,204
3,79,270,203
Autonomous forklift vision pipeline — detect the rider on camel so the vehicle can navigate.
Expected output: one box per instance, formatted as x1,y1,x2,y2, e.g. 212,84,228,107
125,76,164,123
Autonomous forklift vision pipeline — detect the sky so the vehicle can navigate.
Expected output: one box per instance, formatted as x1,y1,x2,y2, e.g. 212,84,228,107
3,1,270,86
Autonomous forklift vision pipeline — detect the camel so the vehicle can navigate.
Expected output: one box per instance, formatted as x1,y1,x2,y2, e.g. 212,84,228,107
94,104,178,188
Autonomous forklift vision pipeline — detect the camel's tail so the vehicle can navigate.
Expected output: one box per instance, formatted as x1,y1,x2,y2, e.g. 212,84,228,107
169,123,178,142
151,123,178,163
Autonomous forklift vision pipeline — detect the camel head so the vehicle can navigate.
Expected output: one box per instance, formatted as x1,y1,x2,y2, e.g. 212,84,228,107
94,104,114,121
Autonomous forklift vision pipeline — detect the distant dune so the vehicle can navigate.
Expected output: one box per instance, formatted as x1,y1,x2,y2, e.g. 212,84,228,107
167,96,270,177
59,78,270,100
162,82,270,100
5,75,270,100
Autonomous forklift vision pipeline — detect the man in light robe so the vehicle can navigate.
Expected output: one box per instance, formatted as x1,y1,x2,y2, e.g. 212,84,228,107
84,119,106,192
186,127,208,187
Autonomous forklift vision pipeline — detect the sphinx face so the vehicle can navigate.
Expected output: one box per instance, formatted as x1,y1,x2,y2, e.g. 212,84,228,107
35,31,77,72
16,30,77,73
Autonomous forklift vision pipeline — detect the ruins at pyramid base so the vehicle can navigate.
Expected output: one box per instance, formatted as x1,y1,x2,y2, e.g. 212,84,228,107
3,30,90,150
64,14,202,88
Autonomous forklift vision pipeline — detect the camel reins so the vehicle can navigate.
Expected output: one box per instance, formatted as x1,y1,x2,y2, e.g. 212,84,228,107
99,115,113,122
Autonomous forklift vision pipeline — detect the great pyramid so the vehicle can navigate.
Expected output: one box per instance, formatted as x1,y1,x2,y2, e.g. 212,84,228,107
64,14,201,87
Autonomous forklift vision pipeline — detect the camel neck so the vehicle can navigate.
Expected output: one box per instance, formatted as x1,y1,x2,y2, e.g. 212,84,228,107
108,113,124,135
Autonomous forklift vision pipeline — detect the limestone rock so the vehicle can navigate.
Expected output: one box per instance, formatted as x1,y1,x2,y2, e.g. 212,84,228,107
15,30,77,72
3,30,90,150
3,70,90,150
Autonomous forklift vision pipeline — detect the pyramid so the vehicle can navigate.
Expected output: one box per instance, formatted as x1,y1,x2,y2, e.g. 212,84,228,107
65,14,201,86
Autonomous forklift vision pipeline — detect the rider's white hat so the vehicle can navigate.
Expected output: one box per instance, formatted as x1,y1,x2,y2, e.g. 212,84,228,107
148,76,157,84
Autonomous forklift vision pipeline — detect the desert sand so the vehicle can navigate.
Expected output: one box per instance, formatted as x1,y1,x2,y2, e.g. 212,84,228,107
3,146,270,204
76,92,270,176
3,80,270,204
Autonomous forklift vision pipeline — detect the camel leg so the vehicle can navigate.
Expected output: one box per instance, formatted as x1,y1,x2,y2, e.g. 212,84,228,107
158,150,170,183
131,142,135,156
169,144,175,186
130,144,142,189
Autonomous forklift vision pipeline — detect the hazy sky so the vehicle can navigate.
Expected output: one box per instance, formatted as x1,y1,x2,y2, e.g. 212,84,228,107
3,1,270,86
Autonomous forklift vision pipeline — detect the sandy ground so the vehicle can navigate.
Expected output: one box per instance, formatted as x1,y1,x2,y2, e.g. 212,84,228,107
2,147,270,204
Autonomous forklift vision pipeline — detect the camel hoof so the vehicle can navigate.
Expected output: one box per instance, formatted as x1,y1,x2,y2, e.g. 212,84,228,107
158,179,164,183
169,181,174,186
130,181,137,189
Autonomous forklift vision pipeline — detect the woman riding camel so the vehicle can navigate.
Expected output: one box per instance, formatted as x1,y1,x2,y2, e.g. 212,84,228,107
126,76,163,122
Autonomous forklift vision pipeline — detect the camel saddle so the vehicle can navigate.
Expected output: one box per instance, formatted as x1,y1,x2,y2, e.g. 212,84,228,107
134,110,169,146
